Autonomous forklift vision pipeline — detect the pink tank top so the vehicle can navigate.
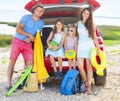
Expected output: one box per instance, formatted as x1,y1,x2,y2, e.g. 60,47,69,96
66,36,77,50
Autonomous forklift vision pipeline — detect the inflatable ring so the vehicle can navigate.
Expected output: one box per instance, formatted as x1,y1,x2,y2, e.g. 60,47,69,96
50,40,58,46
90,48,106,76
65,50,76,59
49,41,58,50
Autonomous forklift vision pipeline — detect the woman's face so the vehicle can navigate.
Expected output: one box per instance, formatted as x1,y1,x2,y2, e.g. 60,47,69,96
82,9,90,20
34,7,44,18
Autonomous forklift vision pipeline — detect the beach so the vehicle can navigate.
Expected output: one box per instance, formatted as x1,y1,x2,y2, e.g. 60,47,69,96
0,45,120,101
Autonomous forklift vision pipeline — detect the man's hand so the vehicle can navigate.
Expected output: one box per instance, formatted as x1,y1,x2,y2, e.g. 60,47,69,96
24,38,31,43
28,34,35,42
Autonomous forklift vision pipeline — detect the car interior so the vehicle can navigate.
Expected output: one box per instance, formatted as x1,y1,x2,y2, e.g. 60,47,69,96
41,27,53,53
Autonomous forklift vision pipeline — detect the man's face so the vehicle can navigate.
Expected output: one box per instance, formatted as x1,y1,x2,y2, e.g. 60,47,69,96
34,7,44,18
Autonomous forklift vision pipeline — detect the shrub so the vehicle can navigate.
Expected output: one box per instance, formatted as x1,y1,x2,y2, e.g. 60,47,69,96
97,25,120,40
0,22,17,27
0,35,13,47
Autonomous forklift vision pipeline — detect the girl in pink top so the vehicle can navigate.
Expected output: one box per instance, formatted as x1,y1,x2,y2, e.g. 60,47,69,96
64,25,77,69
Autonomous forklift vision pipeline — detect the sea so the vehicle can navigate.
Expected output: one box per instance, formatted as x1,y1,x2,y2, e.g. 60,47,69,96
0,9,30,35
0,9,120,35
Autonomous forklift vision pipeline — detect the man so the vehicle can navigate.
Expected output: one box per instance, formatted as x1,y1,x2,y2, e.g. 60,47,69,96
6,3,44,90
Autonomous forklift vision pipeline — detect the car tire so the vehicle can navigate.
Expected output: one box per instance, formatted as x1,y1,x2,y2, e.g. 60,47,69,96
94,69,107,86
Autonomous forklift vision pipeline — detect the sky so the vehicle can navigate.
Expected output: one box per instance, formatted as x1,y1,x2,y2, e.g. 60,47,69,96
0,0,119,16
0,0,120,26
0,0,30,11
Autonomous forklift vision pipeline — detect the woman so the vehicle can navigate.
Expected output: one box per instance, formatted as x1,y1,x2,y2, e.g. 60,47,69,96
77,8,99,94
45,18,66,79
7,3,44,90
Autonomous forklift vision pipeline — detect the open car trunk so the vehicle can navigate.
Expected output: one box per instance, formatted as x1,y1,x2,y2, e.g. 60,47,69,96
25,0,107,86
25,0,100,24
42,0,100,24
42,4,87,24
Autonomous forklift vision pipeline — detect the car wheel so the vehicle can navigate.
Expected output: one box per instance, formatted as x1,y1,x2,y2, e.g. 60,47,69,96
94,69,107,86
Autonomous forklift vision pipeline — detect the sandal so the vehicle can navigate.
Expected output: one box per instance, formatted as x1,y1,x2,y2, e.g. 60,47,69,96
83,81,92,95
85,85,92,95
6,86,12,91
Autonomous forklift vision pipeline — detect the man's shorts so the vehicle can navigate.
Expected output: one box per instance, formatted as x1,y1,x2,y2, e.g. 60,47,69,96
10,38,33,62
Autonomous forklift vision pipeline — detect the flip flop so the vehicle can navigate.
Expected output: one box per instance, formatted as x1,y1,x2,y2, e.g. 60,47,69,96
84,85,92,95
6,86,16,92
6,86,12,91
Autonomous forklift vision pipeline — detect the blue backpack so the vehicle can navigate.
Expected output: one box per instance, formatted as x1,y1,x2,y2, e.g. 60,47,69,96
60,69,80,95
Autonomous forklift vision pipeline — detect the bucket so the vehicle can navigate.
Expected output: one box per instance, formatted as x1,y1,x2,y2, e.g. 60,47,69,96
23,72,38,92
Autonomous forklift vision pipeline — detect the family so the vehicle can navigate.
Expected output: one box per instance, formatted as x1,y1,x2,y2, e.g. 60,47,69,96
6,3,100,95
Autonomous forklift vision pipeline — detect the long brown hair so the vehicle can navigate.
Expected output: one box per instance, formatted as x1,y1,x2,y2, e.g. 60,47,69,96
52,18,64,36
80,8,94,39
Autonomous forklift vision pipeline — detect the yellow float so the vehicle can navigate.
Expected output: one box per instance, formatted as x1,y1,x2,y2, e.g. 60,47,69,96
65,50,76,59
90,48,106,76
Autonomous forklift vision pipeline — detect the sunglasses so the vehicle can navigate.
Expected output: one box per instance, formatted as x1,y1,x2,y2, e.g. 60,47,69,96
68,30,73,32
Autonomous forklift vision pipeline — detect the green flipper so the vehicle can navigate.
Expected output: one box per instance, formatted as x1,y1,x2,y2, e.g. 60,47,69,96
5,65,32,96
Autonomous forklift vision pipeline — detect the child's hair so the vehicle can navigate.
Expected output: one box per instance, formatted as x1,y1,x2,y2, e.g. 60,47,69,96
52,18,64,36
68,24,77,37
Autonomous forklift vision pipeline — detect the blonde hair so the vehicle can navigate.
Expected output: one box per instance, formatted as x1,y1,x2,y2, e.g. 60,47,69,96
68,24,77,37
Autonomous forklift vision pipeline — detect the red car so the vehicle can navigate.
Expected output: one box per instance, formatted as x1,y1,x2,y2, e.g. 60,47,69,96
25,0,107,85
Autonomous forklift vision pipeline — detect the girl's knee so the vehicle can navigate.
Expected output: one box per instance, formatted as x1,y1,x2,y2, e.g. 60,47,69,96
50,55,54,59
57,56,62,60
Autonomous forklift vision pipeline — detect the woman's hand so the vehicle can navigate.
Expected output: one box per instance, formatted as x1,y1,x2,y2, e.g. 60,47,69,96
96,46,100,55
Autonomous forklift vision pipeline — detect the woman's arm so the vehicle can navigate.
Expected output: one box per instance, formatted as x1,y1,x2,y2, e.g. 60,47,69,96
74,37,78,52
93,23,100,54
93,32,99,49
64,36,67,52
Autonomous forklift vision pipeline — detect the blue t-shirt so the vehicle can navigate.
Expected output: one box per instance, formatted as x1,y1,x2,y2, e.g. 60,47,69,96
14,14,44,41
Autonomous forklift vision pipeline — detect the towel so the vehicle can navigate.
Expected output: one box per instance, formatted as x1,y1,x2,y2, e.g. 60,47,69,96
32,30,49,83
